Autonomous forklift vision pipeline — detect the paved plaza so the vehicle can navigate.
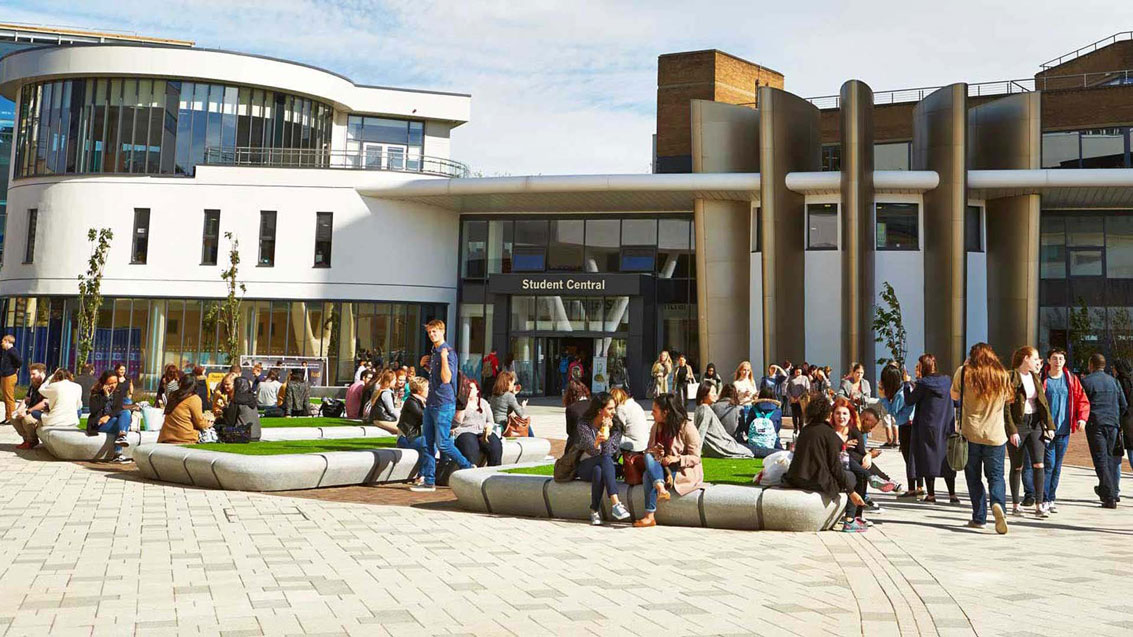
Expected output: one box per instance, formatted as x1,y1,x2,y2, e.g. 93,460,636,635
0,409,1131,636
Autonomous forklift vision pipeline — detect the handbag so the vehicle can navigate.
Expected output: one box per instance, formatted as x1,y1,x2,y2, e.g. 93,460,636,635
553,444,584,482
947,367,969,472
503,414,531,437
198,427,218,444
622,452,645,485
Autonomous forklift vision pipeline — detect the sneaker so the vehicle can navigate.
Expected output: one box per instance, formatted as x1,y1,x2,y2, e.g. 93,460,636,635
590,510,603,526
1102,500,1118,509
949,496,962,504
1035,504,1049,518
863,518,874,527
896,490,920,499
865,500,883,513
110,455,132,464
115,435,130,448
1022,495,1035,507
1011,503,1023,516
14,441,31,450
410,484,436,493
868,476,899,493
965,520,986,529
610,503,631,521
841,518,868,533
992,503,1008,535
1048,502,1058,513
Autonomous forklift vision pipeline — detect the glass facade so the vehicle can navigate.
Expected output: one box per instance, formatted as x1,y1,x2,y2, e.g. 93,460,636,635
12,77,334,178
807,203,838,249
0,296,445,389
345,115,425,171
875,203,918,250
1042,128,1131,169
1039,211,1133,371
457,214,696,394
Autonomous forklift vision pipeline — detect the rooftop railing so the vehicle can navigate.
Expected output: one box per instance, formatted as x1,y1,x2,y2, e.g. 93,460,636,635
202,147,470,178
1041,31,1133,70
805,69,1133,110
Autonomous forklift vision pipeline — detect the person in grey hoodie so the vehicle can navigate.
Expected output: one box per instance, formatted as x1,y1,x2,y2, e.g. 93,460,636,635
710,384,747,442
693,381,754,459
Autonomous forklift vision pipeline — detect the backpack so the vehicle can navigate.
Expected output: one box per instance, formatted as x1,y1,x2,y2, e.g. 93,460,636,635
320,397,345,418
748,409,778,450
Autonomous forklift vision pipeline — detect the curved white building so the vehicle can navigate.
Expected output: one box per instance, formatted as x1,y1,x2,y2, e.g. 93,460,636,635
0,43,470,386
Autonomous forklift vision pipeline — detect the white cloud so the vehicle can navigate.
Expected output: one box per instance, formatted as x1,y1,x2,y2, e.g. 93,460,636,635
5,0,1133,174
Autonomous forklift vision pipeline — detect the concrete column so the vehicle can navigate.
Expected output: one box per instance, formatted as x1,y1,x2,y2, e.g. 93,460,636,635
690,99,760,374
839,80,875,377
913,84,968,372
758,87,821,366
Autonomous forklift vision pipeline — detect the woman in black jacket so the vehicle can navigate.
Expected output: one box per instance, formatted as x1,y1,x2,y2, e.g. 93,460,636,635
397,377,436,492
87,370,132,462
784,397,864,527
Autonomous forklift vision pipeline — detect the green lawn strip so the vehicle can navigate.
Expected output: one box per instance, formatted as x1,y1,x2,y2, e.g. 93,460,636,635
504,457,764,487
193,437,399,455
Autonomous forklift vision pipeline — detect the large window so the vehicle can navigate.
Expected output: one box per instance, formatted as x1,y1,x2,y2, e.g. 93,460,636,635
314,211,333,267
131,208,150,264
875,142,911,171
1042,128,1130,169
258,211,277,266
547,220,584,271
512,220,548,272
201,209,220,265
807,203,838,250
345,115,425,170
12,77,333,178
966,205,983,253
875,203,918,250
23,208,36,263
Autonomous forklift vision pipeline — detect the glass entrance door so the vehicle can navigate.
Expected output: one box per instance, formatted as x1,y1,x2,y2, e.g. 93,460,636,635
362,142,408,170
509,336,545,396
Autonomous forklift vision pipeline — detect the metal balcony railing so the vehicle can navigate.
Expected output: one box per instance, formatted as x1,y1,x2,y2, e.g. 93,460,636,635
1041,31,1133,69
805,69,1133,110
202,147,470,178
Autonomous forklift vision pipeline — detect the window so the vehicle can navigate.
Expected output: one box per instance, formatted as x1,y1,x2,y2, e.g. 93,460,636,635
751,206,761,252
806,203,838,250
821,144,841,171
23,208,37,263
584,219,619,272
620,218,657,272
875,203,918,250
547,220,584,271
201,209,220,265
462,220,487,278
131,208,150,264
512,220,548,272
875,142,911,171
258,211,277,266
314,211,333,267
965,205,983,253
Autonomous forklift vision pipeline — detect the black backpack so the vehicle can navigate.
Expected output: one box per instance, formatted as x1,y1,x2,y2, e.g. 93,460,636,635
320,397,345,418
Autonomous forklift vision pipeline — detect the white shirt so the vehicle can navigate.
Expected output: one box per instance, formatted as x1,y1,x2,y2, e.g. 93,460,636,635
354,365,367,383
257,380,282,407
38,379,83,429
616,400,650,452
1020,372,1037,415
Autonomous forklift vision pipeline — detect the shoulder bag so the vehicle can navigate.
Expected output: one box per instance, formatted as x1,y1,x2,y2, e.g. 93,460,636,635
553,444,584,482
503,413,531,437
947,367,968,472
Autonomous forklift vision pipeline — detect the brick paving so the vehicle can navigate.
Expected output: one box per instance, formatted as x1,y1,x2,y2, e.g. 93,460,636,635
1,410,1132,636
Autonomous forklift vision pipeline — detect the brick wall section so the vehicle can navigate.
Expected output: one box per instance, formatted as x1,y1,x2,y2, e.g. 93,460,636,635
1037,39,1133,85
656,50,783,166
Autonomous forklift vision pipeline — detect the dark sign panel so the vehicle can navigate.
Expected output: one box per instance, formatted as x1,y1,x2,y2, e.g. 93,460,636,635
487,273,643,296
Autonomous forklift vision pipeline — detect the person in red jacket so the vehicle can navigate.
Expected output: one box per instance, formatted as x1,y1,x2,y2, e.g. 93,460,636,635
1029,348,1090,513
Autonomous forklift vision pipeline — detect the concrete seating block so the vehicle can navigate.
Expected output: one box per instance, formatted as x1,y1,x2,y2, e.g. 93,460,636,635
39,429,156,460
376,448,419,482
183,451,224,489
141,444,195,484
359,426,393,437
501,437,552,464
318,426,368,439
544,479,599,521
757,487,847,532
259,427,320,441
652,487,704,528
481,473,552,518
317,451,384,487
701,485,763,531
447,467,493,512
212,453,328,491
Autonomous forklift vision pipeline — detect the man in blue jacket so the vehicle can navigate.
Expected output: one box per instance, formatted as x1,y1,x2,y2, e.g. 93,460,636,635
1080,353,1126,508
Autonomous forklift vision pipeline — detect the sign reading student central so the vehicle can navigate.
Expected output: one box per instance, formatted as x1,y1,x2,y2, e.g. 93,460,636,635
487,273,642,296
521,278,606,291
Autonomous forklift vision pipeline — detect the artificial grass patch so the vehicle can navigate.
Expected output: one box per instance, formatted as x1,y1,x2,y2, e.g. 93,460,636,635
504,456,764,487
193,437,399,455
76,415,363,430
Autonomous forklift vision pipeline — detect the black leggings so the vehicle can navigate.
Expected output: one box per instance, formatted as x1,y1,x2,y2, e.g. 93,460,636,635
1008,416,1046,504
455,432,503,467
925,471,956,498
898,425,923,490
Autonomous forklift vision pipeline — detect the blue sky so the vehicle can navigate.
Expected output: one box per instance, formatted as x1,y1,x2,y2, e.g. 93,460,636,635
5,0,1132,175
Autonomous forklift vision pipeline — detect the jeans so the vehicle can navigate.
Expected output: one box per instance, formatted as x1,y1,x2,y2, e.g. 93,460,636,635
642,452,668,513
964,441,1006,524
1022,434,1070,503
746,443,777,459
1085,423,1120,502
97,411,133,454
397,434,435,486
577,454,618,511
423,403,471,473
455,431,503,467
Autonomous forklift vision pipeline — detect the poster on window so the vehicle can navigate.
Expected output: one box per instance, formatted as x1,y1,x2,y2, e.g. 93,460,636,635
591,356,609,394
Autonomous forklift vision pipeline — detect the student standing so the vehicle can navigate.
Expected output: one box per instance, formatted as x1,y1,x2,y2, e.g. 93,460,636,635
416,319,472,492
1033,348,1089,513
1080,352,1126,508
902,354,958,503
1005,346,1055,518
0,335,21,423
952,343,1013,534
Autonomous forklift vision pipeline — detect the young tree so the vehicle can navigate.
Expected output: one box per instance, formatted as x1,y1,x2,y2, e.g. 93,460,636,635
1068,298,1102,372
206,232,246,365
872,281,908,368
76,228,114,372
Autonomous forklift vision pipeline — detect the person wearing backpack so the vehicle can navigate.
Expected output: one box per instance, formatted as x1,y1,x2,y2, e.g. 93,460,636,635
746,388,783,458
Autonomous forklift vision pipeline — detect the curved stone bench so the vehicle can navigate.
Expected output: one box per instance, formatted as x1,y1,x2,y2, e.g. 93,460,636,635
38,425,394,461
449,466,848,532
131,437,552,492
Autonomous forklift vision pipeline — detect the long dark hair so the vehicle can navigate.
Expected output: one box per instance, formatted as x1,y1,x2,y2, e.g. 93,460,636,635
879,364,903,400
652,392,686,441
165,373,197,414
804,395,832,427
581,391,613,425
695,380,717,405
92,370,116,396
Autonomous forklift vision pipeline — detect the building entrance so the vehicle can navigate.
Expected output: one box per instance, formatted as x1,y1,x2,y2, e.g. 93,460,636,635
508,334,628,397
